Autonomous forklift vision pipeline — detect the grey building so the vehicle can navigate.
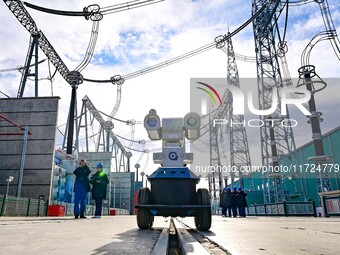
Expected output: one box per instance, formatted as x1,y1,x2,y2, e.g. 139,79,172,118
111,172,139,215
0,97,59,199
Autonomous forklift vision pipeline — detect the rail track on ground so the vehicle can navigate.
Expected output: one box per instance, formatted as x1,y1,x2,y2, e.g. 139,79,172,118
151,217,230,255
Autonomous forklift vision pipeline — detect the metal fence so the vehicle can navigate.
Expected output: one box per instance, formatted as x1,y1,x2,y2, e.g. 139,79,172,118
247,201,316,216
1,194,130,217
0,194,47,217
60,202,130,216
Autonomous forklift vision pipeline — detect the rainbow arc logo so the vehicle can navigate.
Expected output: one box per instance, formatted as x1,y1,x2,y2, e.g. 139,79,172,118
196,82,222,106
196,82,222,115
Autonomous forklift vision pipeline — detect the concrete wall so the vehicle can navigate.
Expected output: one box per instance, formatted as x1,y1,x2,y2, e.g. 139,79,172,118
0,97,59,199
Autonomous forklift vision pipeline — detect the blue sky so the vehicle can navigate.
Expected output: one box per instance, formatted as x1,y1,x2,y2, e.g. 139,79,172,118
1,0,340,174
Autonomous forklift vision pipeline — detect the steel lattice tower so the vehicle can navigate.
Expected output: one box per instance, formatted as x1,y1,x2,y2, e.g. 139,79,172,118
252,0,297,203
225,35,252,189
208,34,253,197
209,104,223,199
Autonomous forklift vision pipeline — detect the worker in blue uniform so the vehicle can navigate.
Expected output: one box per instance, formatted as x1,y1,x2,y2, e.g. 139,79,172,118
237,187,248,217
231,186,238,217
225,187,233,217
73,159,91,219
90,162,109,218
220,188,228,217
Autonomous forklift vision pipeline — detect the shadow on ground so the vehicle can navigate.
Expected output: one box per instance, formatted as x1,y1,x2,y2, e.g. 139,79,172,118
90,227,162,255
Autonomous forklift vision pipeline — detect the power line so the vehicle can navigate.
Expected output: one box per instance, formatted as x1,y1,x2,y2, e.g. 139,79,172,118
75,20,100,72
0,90,10,98
83,1,269,83
0,59,46,73
24,0,164,20
99,110,130,124
6,0,268,87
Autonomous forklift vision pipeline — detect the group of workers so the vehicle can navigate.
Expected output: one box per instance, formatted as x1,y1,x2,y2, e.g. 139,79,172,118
220,187,248,217
73,159,109,219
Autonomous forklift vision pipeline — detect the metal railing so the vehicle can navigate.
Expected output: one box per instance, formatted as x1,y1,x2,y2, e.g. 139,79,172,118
0,194,130,217
61,202,130,216
247,201,316,217
0,194,48,217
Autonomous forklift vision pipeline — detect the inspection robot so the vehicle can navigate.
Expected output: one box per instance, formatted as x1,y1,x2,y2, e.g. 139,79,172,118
135,109,211,230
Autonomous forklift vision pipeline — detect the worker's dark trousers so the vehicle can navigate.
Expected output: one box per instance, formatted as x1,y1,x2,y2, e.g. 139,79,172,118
227,207,232,217
232,206,237,217
95,198,103,216
238,207,246,217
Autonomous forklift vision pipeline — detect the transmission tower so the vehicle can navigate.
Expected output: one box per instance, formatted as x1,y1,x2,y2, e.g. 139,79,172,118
208,34,253,199
252,1,297,203
209,103,223,199
225,34,253,189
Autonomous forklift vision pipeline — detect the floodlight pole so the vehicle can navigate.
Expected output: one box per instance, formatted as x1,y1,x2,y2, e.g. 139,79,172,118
6,176,14,197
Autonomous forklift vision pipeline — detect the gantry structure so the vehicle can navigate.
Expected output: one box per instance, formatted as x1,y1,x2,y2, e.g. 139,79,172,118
252,0,298,203
252,0,339,203
208,34,252,198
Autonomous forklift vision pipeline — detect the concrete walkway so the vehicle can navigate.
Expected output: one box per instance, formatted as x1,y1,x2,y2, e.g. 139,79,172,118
0,216,166,255
1,216,339,255
182,216,340,255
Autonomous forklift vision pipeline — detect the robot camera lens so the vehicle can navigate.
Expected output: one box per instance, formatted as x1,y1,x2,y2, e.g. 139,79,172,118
147,117,158,127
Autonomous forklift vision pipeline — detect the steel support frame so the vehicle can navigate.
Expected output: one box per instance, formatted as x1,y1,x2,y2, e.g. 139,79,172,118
252,0,297,203
209,120,222,199
225,35,252,190
17,34,40,97
66,95,130,172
